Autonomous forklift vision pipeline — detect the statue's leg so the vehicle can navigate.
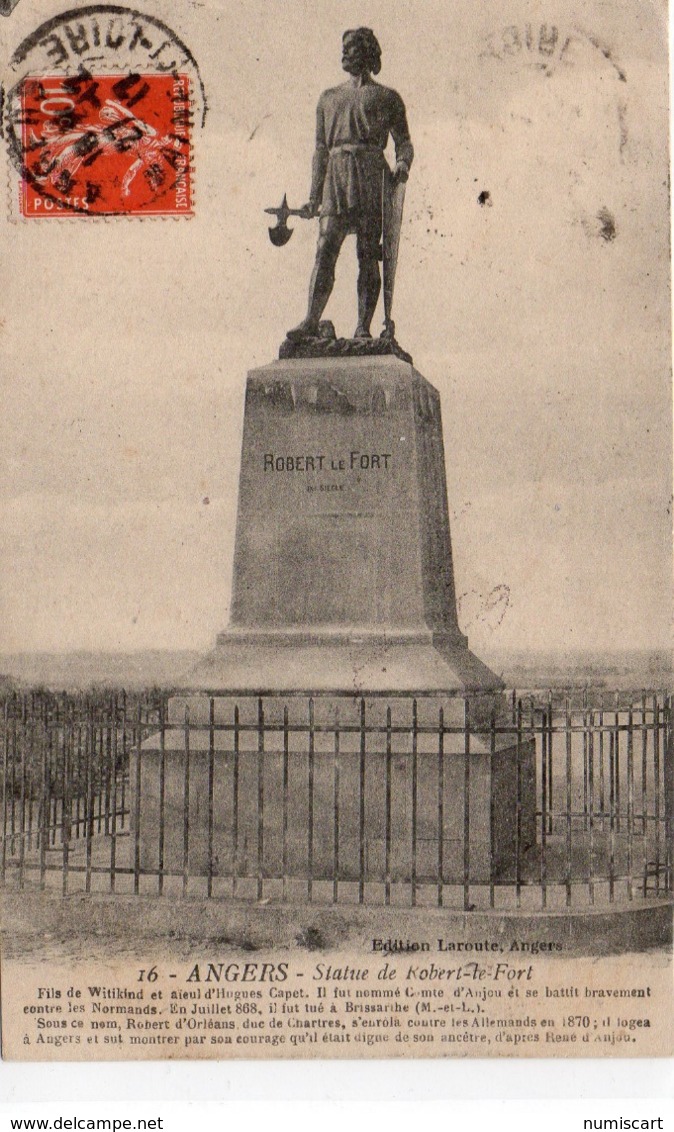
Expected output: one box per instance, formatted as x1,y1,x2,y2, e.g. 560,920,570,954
287,216,346,339
355,225,381,338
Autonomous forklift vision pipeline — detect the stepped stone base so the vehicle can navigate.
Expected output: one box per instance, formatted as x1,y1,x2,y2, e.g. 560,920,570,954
190,355,502,694
189,630,501,693
133,693,535,886
133,355,532,888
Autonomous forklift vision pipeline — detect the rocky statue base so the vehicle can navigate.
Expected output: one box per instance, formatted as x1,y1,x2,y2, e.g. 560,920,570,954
190,354,501,693
279,320,413,364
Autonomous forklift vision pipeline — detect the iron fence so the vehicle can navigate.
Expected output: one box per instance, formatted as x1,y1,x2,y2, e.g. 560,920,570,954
1,689,671,911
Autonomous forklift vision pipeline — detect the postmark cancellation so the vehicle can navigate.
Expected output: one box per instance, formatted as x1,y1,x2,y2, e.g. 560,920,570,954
2,5,205,217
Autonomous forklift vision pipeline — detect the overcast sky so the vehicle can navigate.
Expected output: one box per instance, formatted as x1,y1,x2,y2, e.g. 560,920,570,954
0,0,670,660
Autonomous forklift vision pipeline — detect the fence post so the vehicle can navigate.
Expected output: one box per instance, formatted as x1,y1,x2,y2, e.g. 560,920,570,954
232,704,239,897
627,705,634,901
588,708,595,906
39,696,49,889
647,688,652,892
257,696,265,902
358,698,366,905
61,692,71,896
489,707,495,910
598,693,605,832
438,705,445,909
103,693,113,837
412,698,419,909
207,696,215,899
614,690,621,832
306,697,313,903
664,693,673,894
119,690,128,830
282,705,289,901
182,702,191,897
83,696,93,895
582,687,589,831
641,692,648,843
158,697,167,897
132,699,142,895
1,696,9,886
565,695,572,907
385,704,392,907
653,694,662,896
73,697,82,841
540,703,547,910
18,695,27,888
333,708,340,905
515,698,522,910
608,696,616,903
547,689,554,834
0,697,9,882
9,696,17,855
109,695,118,893
463,697,470,912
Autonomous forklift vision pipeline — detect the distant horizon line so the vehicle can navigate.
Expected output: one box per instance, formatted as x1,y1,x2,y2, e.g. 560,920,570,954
0,645,671,659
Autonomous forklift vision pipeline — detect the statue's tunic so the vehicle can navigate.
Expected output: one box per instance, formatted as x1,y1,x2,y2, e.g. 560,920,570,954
310,79,413,237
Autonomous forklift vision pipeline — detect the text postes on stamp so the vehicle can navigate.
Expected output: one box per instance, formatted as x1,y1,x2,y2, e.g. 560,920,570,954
19,73,192,216
3,5,205,217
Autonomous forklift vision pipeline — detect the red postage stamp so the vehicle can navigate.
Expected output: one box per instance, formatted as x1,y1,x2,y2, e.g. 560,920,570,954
18,72,192,217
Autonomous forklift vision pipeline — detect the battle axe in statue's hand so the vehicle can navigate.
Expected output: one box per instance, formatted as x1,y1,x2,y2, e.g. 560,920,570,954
264,193,315,246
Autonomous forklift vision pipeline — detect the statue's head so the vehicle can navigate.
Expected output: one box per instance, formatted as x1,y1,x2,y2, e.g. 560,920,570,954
342,28,382,77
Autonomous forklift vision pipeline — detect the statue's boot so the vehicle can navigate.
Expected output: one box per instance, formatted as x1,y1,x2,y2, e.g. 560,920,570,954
286,318,319,341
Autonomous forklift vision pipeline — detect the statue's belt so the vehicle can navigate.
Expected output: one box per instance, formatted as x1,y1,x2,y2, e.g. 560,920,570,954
329,144,383,156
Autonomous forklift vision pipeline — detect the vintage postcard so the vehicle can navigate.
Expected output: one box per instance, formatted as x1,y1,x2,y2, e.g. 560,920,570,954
0,0,671,1061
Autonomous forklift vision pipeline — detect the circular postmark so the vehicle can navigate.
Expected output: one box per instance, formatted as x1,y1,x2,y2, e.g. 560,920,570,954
3,5,206,216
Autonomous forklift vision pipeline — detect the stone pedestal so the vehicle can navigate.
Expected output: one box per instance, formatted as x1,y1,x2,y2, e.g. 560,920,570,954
133,695,536,886
132,355,537,891
190,355,502,693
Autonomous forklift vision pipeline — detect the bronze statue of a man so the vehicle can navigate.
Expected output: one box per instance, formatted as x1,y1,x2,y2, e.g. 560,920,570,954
287,27,414,342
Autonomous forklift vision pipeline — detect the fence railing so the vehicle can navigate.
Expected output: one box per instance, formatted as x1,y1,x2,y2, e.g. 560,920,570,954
1,689,672,911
